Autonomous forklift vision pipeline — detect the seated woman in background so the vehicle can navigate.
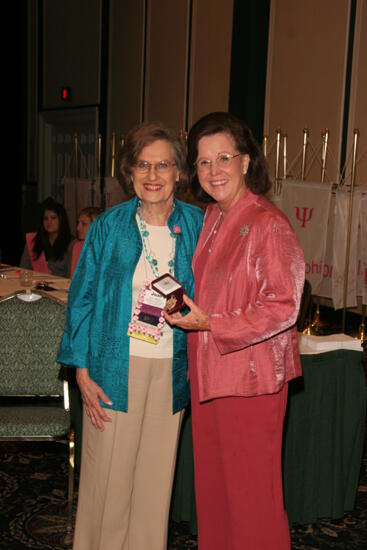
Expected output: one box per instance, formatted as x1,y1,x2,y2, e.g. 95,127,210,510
76,206,103,241
71,206,103,277
20,196,73,278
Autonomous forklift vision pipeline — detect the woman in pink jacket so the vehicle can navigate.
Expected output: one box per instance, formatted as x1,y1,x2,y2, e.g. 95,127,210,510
165,112,305,550
20,197,73,277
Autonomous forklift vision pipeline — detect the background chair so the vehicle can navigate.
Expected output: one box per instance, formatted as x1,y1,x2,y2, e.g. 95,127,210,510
0,293,74,531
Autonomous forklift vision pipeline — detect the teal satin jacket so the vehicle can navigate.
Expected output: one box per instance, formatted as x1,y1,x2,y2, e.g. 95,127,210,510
57,197,203,413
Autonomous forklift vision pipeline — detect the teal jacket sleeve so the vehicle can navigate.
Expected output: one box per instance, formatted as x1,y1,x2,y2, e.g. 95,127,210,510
57,218,103,368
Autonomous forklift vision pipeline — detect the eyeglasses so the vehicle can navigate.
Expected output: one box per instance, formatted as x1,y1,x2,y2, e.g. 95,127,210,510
134,160,176,174
195,153,241,172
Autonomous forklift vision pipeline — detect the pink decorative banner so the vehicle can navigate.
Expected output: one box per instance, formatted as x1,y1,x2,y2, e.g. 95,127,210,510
280,180,333,296
273,181,367,308
332,188,361,309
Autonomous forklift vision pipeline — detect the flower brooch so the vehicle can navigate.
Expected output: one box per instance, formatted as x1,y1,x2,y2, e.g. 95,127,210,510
240,224,250,236
171,225,181,238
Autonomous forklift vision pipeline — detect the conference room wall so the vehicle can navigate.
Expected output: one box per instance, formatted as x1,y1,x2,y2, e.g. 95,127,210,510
108,0,234,133
106,0,233,173
106,0,145,172
346,0,367,186
34,0,363,186
187,0,234,128
143,0,190,130
264,0,350,183
42,0,102,108
40,0,234,180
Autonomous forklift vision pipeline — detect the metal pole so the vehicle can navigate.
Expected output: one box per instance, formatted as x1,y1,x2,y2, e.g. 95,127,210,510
275,127,281,194
301,127,309,181
321,128,329,183
342,129,359,333
179,129,188,148
283,133,287,180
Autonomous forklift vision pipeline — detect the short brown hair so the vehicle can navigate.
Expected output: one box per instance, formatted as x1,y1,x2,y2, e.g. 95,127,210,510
78,206,103,222
187,112,271,202
116,122,188,195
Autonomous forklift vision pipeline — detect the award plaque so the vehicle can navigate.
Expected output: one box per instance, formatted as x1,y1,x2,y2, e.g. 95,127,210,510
151,273,185,314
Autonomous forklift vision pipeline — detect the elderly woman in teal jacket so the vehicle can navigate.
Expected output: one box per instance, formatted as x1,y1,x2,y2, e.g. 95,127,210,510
57,122,203,550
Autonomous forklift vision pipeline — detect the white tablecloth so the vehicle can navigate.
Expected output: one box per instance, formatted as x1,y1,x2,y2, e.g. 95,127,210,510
298,333,363,355
0,266,70,305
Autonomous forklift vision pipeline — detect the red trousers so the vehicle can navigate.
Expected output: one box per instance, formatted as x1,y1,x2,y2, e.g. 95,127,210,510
190,365,291,550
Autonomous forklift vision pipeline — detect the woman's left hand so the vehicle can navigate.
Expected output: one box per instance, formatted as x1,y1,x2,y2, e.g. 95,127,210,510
164,294,210,331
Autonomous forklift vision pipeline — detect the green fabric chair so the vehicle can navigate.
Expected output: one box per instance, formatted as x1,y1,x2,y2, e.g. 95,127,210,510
0,293,75,531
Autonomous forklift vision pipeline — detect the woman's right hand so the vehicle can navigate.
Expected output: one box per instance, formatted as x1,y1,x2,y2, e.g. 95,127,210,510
76,368,113,431
164,294,211,331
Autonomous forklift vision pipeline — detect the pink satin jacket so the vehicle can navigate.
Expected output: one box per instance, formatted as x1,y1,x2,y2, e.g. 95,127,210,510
190,190,305,402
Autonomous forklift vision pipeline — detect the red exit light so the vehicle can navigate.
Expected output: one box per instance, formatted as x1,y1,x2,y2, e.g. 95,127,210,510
61,87,72,101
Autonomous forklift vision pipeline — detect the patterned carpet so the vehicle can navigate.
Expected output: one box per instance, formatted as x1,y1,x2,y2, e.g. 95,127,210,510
0,440,366,549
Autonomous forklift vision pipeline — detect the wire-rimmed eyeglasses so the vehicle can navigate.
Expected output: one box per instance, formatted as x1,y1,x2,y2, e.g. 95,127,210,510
195,153,242,172
134,160,176,174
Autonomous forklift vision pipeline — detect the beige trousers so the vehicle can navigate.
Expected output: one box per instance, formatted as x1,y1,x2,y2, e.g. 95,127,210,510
73,356,183,550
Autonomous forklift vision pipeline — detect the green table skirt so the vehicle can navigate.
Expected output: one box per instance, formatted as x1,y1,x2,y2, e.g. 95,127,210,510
171,406,197,532
170,349,366,532
283,349,366,524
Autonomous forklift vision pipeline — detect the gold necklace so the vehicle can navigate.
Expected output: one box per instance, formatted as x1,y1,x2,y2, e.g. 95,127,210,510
208,211,223,253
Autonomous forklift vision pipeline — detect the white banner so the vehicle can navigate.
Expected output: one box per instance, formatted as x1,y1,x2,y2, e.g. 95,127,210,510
317,193,335,299
266,182,283,211
332,188,361,309
104,176,129,209
280,180,333,295
62,177,101,232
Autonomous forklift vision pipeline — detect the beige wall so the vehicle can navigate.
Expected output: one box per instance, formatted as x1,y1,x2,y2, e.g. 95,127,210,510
29,1,367,207
188,0,234,127
42,0,102,108
347,0,367,185
106,0,233,169
109,0,233,134
35,0,233,183
37,0,365,187
144,0,190,129
265,0,350,183
40,0,233,133
106,0,145,173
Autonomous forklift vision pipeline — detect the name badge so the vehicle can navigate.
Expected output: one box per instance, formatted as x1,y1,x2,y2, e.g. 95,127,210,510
128,281,166,345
